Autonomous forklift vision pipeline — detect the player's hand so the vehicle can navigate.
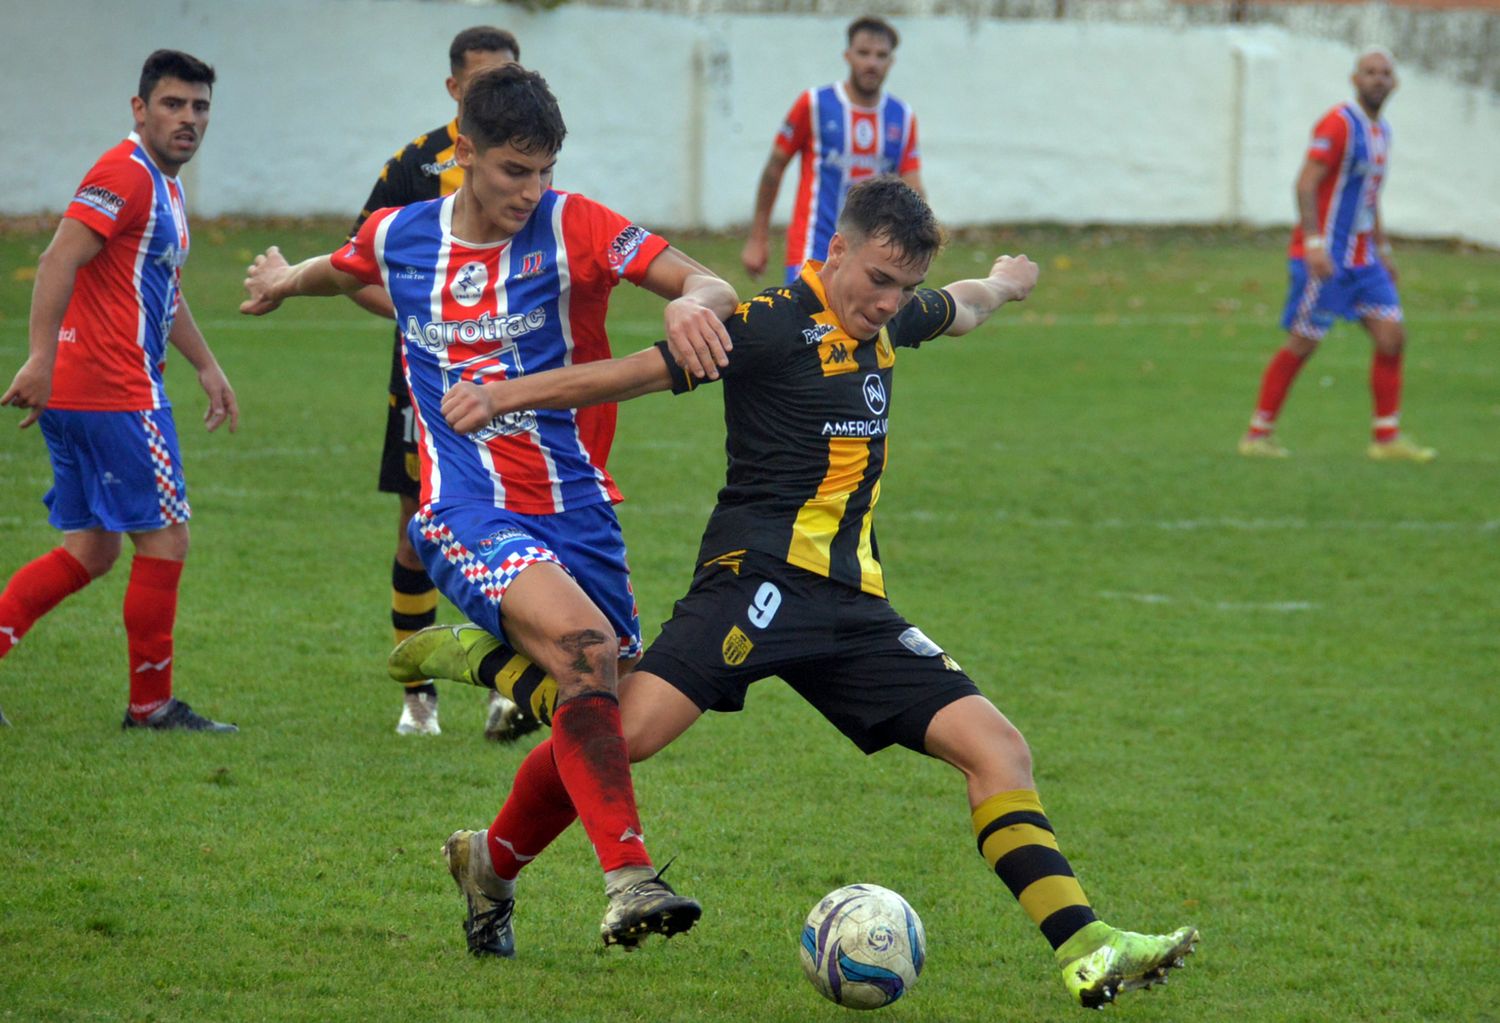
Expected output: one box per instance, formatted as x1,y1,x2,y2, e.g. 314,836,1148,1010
441,381,500,435
197,364,239,433
989,254,1040,303
240,246,290,316
1306,249,1335,281
1382,253,1399,285
1,358,53,429
664,295,733,381
740,237,769,280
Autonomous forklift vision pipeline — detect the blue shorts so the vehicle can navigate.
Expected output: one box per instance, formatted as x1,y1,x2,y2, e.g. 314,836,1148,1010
39,408,191,533
409,500,643,660
1281,260,1403,341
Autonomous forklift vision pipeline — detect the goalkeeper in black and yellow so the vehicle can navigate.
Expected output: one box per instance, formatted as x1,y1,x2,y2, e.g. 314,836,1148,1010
394,177,1198,1009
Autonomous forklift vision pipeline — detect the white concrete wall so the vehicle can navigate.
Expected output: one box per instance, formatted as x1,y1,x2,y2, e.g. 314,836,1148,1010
3,0,1497,246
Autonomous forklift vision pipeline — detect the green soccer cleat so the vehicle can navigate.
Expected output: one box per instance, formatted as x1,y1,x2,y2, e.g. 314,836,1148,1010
1367,435,1436,463
600,863,702,950
1056,921,1198,1009
442,829,516,958
1238,434,1289,459
388,624,500,689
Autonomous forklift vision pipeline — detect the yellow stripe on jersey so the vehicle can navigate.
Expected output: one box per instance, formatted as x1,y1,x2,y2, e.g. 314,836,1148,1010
786,437,885,597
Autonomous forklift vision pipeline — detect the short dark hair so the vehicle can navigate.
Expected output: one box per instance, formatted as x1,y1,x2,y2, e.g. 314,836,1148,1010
138,49,215,103
450,26,521,74
460,64,566,156
847,16,899,49
837,177,941,266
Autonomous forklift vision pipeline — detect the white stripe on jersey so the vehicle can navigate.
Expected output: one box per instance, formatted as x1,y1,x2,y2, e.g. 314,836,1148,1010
128,152,160,409
544,195,572,509
800,87,822,270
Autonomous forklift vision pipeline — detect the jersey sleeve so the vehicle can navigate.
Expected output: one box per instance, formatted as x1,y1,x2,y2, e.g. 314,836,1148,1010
899,115,922,175
331,207,396,286
654,291,790,395
1306,109,1348,167
774,92,812,158
567,195,669,286
887,288,956,349
64,156,150,242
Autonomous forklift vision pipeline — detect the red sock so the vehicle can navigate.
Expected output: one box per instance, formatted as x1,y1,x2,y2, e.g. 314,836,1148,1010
1371,350,1403,442
0,548,92,660
486,738,579,880
549,692,652,873
123,556,182,719
1248,346,1308,437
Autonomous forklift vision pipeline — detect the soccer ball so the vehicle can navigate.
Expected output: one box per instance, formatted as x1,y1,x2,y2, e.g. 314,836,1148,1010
799,884,926,1010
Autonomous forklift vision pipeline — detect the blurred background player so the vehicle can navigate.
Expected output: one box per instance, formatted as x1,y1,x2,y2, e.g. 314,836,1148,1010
740,15,924,283
1239,47,1435,462
0,50,238,731
348,26,532,738
241,64,736,953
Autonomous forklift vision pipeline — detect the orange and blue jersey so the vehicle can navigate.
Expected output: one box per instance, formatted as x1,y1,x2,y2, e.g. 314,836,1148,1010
776,83,920,280
50,133,191,412
332,189,668,515
1290,103,1390,268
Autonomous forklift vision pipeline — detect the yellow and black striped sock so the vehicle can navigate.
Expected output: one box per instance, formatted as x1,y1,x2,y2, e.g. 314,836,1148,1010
478,646,559,725
972,789,1098,950
392,560,438,697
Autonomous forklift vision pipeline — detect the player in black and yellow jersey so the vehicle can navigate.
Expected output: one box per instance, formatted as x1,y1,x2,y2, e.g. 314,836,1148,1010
393,177,1198,1008
348,27,532,739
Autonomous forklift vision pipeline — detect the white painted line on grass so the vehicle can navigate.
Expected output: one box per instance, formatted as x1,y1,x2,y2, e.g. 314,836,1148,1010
1098,590,1318,612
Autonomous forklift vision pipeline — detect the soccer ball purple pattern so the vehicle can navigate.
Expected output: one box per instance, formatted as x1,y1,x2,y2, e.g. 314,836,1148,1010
799,884,926,1010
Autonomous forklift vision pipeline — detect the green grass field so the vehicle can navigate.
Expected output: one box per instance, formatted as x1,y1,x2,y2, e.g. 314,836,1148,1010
1,221,1496,1022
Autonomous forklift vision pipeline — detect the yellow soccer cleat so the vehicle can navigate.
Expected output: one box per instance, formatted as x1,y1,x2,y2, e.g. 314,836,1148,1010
1367,435,1436,463
1238,434,1289,459
1056,921,1199,1009
388,624,498,688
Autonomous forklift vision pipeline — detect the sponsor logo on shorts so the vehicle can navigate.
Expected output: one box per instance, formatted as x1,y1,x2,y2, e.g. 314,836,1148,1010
721,625,754,666
898,626,942,658
476,527,529,561
941,653,963,673
451,261,488,307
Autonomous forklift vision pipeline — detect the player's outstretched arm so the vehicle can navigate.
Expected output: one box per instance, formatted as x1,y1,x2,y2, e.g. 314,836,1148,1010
741,148,792,279
239,246,363,316
168,297,239,433
640,247,738,382
441,346,676,435
942,254,1040,337
3,219,104,428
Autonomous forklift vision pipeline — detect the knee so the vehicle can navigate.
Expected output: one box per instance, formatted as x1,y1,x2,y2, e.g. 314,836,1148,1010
546,616,620,693
76,548,120,580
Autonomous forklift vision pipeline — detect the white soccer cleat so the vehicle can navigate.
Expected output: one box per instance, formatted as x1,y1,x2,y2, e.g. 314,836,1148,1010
396,690,440,735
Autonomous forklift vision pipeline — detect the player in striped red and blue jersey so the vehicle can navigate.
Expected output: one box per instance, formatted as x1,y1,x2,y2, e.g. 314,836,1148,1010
1240,48,1435,462
0,50,238,732
241,64,737,954
741,16,924,284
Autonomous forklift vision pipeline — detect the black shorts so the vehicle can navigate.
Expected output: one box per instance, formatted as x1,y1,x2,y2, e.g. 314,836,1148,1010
379,333,420,498
637,551,980,754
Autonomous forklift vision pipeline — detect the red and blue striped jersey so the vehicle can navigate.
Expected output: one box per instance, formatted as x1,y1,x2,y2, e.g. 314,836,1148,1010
50,134,191,411
775,83,921,273
333,189,668,515
1290,103,1391,268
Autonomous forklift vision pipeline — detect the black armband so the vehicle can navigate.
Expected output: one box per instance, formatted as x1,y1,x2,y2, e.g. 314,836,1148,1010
653,339,698,395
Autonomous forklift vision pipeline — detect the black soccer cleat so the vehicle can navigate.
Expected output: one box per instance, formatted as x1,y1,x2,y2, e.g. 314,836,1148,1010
121,698,238,733
600,862,702,950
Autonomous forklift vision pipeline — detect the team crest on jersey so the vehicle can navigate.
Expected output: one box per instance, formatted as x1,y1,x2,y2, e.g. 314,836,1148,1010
887,124,902,143
721,625,754,666
803,324,836,345
853,120,875,148
451,261,488,307
512,251,546,281
862,374,888,415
